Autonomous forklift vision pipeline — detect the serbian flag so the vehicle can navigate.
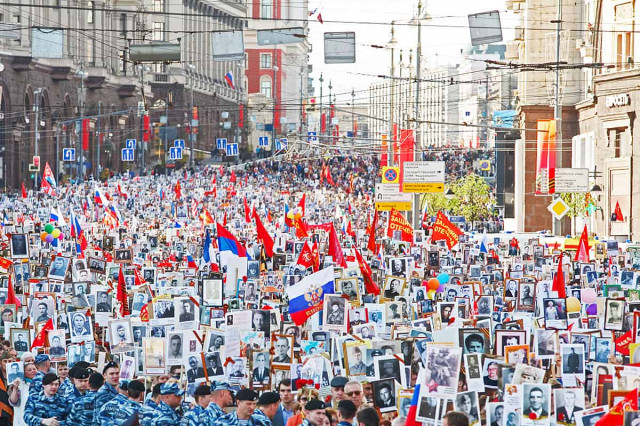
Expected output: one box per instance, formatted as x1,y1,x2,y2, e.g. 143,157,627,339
552,251,566,298
596,389,638,426
575,225,590,263
21,182,27,199
430,211,463,250
117,264,130,316
614,201,624,221
5,274,20,307
175,181,182,200
31,318,54,348
244,197,251,223
355,248,380,295
286,266,334,325
253,211,274,258
225,71,235,89
386,208,414,243
367,210,378,253
217,223,247,257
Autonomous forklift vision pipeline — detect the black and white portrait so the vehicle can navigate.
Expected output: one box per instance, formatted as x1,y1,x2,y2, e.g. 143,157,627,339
375,355,403,384
382,276,405,300
605,299,624,331
167,332,184,364
31,297,55,323
68,312,93,342
454,391,480,424
338,278,359,302
48,256,70,280
176,298,197,323
185,354,205,383
247,261,260,279
88,257,107,274
323,295,347,328
109,319,134,353
521,383,551,420
10,234,28,259
252,352,271,386
202,279,223,306
95,291,113,313
424,345,462,393
372,379,396,412
554,388,584,425
227,356,247,386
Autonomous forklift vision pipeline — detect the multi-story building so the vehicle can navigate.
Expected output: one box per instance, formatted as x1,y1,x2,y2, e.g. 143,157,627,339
0,0,247,189
421,67,460,148
244,0,310,151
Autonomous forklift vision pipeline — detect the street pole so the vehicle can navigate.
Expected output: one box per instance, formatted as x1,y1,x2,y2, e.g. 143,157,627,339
388,23,396,167
552,0,563,235
351,88,355,142
55,125,60,183
96,101,101,178
328,81,332,140
272,52,277,156
190,74,195,169
33,88,41,189
79,64,86,183
319,73,324,139
165,93,169,176
412,2,422,229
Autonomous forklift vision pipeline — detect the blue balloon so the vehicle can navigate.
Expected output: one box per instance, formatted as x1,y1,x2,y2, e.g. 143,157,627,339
436,273,450,284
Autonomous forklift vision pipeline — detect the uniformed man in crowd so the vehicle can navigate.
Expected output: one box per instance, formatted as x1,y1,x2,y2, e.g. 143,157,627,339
63,362,91,399
139,383,162,426
253,391,282,426
199,381,234,424
299,399,329,426
23,373,70,426
181,384,211,426
93,361,120,419
29,354,52,395
67,372,104,424
98,379,145,425
149,382,184,426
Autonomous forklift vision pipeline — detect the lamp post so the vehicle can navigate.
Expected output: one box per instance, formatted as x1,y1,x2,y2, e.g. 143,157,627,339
328,80,333,139
187,63,196,168
387,24,397,166
351,88,355,142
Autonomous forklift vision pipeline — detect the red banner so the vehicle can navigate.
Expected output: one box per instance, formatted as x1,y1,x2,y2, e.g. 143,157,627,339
430,211,464,250
535,119,556,194
615,330,632,356
386,208,413,242
82,119,90,151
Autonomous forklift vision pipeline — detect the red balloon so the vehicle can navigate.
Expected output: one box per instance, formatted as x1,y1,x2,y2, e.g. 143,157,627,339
427,278,440,291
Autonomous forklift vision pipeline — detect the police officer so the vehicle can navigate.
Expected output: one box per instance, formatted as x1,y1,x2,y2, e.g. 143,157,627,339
149,382,184,426
67,372,104,424
139,383,162,426
199,381,234,425
214,388,261,426
29,354,52,395
253,392,282,426
23,373,70,426
98,379,145,425
64,363,91,400
93,361,120,420
180,384,211,426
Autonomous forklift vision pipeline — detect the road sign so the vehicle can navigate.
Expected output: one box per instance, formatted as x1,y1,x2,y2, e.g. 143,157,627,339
174,139,185,149
32,156,40,169
216,138,227,150
259,136,269,147
62,148,75,162
307,131,318,143
281,138,288,148
402,161,445,193
28,164,38,172
548,197,569,220
169,147,183,160
121,148,135,162
555,168,589,193
375,183,412,211
375,201,412,211
126,139,136,150
226,143,239,156
381,167,400,184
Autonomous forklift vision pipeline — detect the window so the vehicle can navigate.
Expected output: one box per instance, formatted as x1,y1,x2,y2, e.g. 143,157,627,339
261,0,273,19
153,0,164,12
120,13,127,36
153,22,165,41
609,128,625,157
616,31,633,70
260,76,272,98
260,53,272,69
87,1,94,24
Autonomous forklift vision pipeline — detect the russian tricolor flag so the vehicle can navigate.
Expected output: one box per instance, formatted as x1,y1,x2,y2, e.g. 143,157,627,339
286,266,335,326
94,185,108,206
216,223,247,257
49,207,59,223
225,71,235,89
202,229,213,263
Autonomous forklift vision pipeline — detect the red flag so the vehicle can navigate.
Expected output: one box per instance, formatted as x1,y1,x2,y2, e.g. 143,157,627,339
293,217,309,238
430,211,463,249
615,201,624,221
31,318,54,348
298,194,306,217
21,182,27,199
355,248,380,296
223,211,227,227
386,208,414,243
328,223,347,268
615,330,633,356
175,181,182,200
134,268,147,286
140,303,149,322
230,170,237,184
596,389,638,426
311,241,320,272
244,197,251,223
82,119,90,150
552,251,566,298
201,207,215,225
317,12,323,23
296,242,314,270
575,225,590,262
117,265,130,316
5,274,20,307
326,167,335,186
253,211,274,258
367,210,378,253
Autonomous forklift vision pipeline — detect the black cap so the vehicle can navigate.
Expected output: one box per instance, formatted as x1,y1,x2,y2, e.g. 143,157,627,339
73,361,91,370
194,384,212,397
258,391,281,406
330,376,348,388
337,399,357,412
102,361,119,374
42,373,59,386
305,399,326,411
128,380,146,393
73,368,91,380
236,388,259,402
89,372,105,389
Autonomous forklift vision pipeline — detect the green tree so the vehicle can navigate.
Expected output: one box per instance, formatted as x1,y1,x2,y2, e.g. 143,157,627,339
448,174,495,223
559,192,593,219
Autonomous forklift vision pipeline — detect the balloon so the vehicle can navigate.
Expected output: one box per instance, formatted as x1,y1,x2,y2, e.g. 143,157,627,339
586,303,597,315
40,232,48,241
44,224,54,234
45,234,54,243
51,229,61,238
427,289,436,299
437,284,446,293
566,297,581,312
427,278,440,291
437,273,450,284
582,288,597,304
57,232,64,240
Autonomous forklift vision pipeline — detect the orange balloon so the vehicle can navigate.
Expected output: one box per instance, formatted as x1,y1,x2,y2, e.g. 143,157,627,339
40,232,48,242
427,278,440,291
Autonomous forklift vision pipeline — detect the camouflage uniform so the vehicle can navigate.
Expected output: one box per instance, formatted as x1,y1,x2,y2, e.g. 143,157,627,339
212,411,271,426
28,371,45,395
149,401,181,426
251,408,274,426
180,404,206,426
139,399,159,426
92,382,119,420
67,390,99,425
198,402,226,426
23,392,71,426
97,394,142,426
59,377,75,400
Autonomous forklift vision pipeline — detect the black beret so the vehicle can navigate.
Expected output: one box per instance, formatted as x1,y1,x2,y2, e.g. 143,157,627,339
73,368,91,380
330,376,348,388
73,361,91,370
42,373,59,386
194,384,212,397
236,388,258,402
305,399,326,411
128,380,146,393
258,391,281,406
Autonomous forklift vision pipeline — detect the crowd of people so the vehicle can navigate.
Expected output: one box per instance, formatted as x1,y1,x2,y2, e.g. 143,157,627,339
0,152,631,426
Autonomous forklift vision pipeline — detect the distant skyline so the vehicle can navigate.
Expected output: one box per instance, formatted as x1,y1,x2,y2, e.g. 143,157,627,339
306,0,514,105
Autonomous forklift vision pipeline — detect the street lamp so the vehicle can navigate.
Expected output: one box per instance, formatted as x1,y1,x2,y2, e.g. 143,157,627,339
187,63,196,168
351,88,355,142
387,24,397,166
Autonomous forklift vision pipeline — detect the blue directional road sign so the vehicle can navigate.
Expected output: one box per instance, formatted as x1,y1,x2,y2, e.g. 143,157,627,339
259,136,269,147
281,138,288,149
169,147,183,160
126,139,136,150
62,148,76,162
216,138,227,150
226,143,239,156
307,131,317,143
174,139,185,149
121,148,135,162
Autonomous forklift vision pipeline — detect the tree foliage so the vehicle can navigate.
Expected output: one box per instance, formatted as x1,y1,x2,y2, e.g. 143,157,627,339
559,192,597,219
421,174,495,222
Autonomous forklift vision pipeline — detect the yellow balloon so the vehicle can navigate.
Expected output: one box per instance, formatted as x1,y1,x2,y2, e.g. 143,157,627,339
566,297,581,312
427,289,436,300
51,229,61,238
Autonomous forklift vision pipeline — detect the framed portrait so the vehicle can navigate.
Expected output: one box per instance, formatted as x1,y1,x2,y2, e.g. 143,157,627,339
385,301,403,323
416,391,443,423
166,331,184,365
495,330,527,356
175,297,198,325
381,275,406,302
68,311,93,343
251,352,271,388
454,391,480,425
504,345,529,365
31,296,55,324
114,248,133,264
476,295,493,316
371,378,397,413
337,278,359,303
344,340,371,377
227,356,248,386
521,383,551,421
272,364,291,391
204,329,225,353
374,354,404,386
542,297,568,329
47,329,66,361
517,282,536,312
271,334,294,364
459,328,487,354
48,256,70,280
504,278,519,299
6,361,24,382
604,298,625,331
323,294,347,332
87,257,107,274
109,319,134,353
10,328,31,356
144,337,166,375
202,279,223,307
10,234,29,259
